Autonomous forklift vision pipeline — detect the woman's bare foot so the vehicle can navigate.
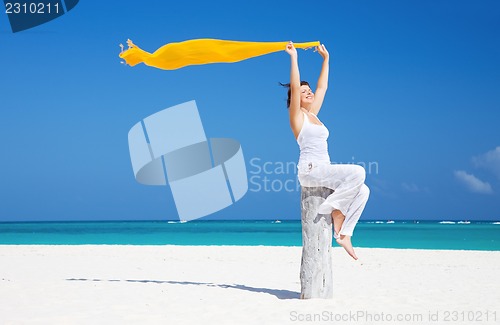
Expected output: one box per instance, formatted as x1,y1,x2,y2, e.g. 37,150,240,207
331,210,345,237
336,235,358,260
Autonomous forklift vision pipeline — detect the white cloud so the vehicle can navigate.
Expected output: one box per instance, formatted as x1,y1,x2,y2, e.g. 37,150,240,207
370,177,398,199
454,170,493,194
401,182,430,194
472,146,500,180
401,182,419,192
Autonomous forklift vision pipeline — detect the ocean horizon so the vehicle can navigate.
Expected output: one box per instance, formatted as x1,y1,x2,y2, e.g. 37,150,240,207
1,220,499,251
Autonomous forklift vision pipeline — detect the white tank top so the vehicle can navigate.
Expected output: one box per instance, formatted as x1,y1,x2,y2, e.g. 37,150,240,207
297,111,330,172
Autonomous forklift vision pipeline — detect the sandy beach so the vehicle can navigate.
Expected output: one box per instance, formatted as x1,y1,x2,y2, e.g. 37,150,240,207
0,245,499,324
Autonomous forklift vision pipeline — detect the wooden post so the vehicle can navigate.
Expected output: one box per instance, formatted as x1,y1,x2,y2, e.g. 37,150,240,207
300,186,334,299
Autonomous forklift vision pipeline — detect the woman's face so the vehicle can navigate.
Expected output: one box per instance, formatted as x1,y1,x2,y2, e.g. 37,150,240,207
300,85,314,107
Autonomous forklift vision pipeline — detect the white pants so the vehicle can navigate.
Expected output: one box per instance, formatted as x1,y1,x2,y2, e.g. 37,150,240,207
298,162,370,238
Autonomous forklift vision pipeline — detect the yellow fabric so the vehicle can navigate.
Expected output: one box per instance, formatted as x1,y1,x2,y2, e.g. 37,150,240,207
119,39,320,70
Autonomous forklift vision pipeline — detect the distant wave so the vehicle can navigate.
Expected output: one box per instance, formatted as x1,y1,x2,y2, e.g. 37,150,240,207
492,222,500,225
457,221,471,224
439,221,456,224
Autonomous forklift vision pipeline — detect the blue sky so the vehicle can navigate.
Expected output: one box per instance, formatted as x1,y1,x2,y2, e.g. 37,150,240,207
1,0,499,222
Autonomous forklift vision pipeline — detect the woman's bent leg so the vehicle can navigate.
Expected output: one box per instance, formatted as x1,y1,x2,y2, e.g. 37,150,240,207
339,184,370,237
335,184,369,260
316,164,366,215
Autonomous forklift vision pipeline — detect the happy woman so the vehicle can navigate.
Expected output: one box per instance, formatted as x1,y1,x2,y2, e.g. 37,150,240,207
283,41,369,260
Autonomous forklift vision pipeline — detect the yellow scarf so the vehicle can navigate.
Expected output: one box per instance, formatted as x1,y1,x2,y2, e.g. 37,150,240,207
119,38,320,70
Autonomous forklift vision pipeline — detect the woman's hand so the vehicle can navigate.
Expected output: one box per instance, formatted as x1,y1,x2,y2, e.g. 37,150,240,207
285,41,298,57
126,39,136,49
317,43,329,60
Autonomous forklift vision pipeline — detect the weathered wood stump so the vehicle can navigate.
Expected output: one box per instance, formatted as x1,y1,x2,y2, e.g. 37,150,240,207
300,186,334,299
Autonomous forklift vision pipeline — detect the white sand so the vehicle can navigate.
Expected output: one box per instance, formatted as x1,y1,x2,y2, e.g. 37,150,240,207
0,245,499,324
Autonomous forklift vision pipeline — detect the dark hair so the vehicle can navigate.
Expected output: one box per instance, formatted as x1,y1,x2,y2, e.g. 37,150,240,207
279,81,310,108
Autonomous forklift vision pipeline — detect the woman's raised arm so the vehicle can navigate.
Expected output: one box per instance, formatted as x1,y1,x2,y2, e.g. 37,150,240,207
310,44,329,115
285,42,304,139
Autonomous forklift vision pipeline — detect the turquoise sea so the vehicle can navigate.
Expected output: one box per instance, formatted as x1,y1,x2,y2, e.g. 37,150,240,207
0,220,499,250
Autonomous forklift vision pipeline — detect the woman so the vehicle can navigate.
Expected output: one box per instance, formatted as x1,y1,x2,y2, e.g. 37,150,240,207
284,41,369,260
